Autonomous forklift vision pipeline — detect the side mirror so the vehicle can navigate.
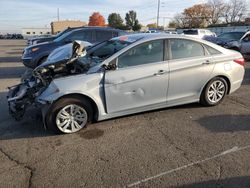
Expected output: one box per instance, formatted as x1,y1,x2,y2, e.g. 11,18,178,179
102,59,117,71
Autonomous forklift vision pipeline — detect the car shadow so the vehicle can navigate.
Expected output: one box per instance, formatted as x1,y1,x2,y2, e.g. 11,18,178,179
0,91,53,140
197,114,250,133
0,44,26,48
243,67,250,85
0,56,21,63
0,66,26,79
6,51,23,55
175,176,250,188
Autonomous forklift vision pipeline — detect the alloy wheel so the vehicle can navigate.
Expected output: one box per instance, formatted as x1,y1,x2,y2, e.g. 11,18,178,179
207,80,226,104
56,104,88,133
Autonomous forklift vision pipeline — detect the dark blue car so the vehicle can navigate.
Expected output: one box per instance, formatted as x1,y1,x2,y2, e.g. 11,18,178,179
22,27,126,69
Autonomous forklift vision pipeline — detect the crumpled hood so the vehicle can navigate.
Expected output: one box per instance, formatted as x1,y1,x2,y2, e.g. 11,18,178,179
36,40,92,69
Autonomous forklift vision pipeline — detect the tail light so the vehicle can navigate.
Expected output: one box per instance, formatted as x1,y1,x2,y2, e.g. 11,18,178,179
233,58,245,66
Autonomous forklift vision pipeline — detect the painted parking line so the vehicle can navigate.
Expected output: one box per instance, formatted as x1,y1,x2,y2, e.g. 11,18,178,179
126,145,250,187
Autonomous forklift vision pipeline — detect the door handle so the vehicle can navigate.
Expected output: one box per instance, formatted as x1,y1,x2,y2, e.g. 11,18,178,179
202,60,212,65
154,70,167,76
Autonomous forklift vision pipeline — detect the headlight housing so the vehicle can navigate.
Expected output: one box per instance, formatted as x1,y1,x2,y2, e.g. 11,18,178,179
26,47,40,54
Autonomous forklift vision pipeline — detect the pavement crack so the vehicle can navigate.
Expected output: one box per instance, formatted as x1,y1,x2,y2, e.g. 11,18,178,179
227,97,250,111
0,147,34,188
154,127,210,177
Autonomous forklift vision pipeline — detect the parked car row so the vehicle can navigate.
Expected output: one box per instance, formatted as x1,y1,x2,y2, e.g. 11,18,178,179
8,32,245,134
203,31,250,60
0,33,23,39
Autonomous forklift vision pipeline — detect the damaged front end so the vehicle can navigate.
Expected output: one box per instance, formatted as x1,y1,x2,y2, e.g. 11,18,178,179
7,77,46,120
7,41,91,121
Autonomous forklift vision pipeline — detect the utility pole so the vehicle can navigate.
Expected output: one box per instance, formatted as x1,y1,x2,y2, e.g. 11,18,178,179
157,0,160,28
57,8,60,21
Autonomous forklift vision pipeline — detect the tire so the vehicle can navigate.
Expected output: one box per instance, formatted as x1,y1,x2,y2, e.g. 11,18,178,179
46,96,93,134
200,77,228,106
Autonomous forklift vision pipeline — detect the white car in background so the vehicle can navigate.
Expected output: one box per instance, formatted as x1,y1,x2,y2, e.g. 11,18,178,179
183,29,216,39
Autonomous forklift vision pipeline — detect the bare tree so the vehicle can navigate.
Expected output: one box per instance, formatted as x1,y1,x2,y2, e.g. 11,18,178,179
208,0,227,24
223,0,247,23
172,14,188,28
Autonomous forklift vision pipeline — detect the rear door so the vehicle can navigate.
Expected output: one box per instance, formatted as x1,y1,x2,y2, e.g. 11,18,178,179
66,30,93,43
167,39,215,104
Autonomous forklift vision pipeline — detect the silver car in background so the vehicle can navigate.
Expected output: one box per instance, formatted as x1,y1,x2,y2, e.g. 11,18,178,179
8,34,245,134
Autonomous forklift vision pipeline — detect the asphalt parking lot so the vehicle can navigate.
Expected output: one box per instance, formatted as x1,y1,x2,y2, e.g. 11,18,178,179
0,39,250,188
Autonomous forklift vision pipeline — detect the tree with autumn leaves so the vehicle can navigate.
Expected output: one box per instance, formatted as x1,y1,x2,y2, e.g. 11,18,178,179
88,11,141,31
171,0,247,28
88,12,106,26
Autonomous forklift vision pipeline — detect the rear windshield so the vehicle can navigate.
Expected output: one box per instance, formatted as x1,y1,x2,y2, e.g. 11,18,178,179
183,30,198,35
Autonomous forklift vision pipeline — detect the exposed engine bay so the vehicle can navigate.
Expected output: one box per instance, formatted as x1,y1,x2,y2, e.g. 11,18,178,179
7,41,95,120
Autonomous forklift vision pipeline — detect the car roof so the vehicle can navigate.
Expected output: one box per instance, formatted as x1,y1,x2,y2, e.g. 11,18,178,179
116,33,199,41
113,33,231,53
69,27,124,33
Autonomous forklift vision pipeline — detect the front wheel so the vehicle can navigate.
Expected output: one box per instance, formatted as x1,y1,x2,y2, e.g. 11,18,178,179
200,77,228,106
46,97,93,134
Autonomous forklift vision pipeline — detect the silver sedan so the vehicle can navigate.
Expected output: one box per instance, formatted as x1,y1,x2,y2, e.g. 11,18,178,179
8,34,245,134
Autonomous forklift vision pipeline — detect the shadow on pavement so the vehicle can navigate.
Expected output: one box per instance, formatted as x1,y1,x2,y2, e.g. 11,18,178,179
0,44,26,48
0,91,53,140
0,66,26,79
176,176,250,188
243,67,250,85
6,51,23,55
0,56,21,63
197,114,250,132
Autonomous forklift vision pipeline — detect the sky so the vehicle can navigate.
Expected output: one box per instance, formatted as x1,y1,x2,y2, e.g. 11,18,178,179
0,0,225,33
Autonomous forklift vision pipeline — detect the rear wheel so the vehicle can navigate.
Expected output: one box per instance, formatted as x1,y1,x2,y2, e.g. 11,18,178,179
46,97,93,134
200,77,228,106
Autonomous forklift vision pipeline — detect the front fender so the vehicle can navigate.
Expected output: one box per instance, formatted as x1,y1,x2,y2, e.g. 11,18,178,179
37,73,106,119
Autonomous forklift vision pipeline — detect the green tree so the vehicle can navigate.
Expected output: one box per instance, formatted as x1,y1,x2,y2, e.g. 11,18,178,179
108,13,125,29
125,10,141,31
147,23,157,28
168,21,177,28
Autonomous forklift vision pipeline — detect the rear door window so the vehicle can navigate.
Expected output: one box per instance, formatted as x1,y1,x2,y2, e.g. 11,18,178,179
96,31,113,43
67,30,93,42
204,45,221,55
170,39,205,60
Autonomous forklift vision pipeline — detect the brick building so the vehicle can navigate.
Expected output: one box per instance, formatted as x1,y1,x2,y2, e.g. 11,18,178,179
51,20,87,34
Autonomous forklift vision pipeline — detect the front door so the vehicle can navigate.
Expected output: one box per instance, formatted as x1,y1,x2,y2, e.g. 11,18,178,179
104,40,169,114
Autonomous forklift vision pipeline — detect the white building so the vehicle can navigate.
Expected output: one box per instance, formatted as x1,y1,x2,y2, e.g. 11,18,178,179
21,27,51,39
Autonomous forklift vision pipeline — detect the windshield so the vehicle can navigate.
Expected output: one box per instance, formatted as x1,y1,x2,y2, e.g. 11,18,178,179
183,30,198,35
218,32,245,40
54,28,69,38
77,38,133,69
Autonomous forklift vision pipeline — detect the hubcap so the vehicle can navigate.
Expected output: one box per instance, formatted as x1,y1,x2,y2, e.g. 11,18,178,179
56,104,88,133
207,80,226,103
